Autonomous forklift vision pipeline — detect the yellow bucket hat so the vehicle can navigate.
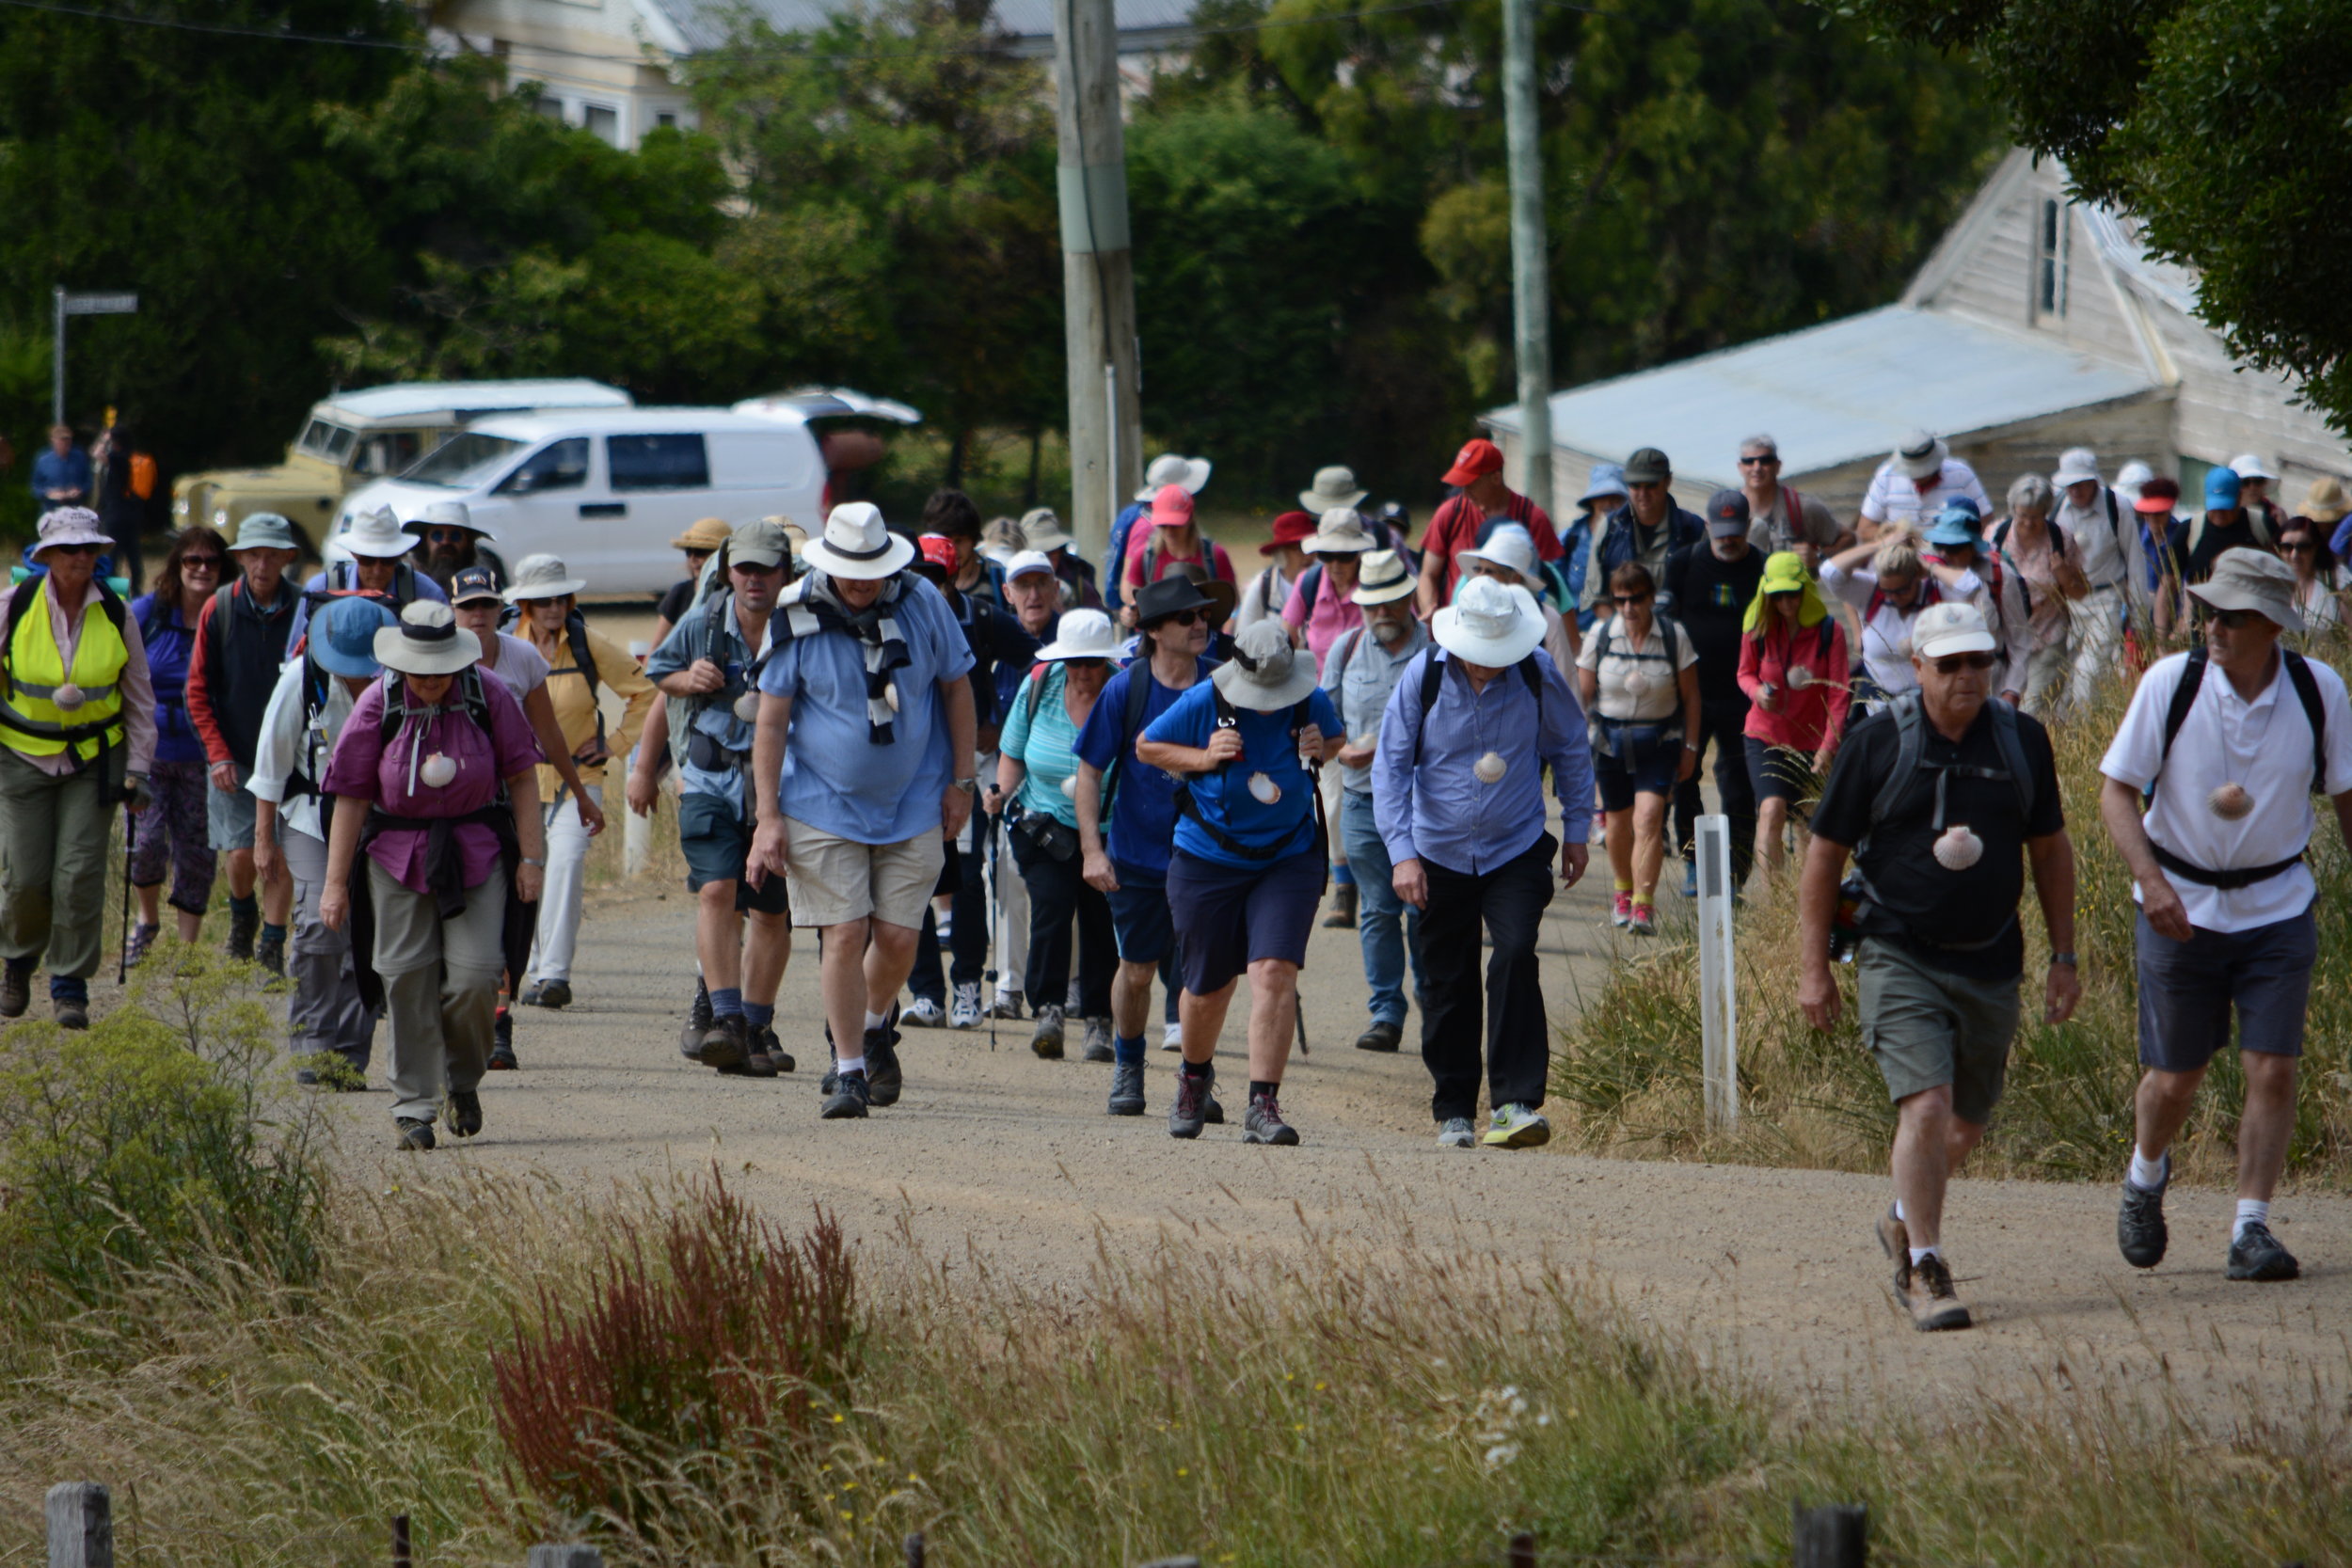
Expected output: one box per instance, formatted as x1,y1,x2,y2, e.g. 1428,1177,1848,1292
1743,550,1827,633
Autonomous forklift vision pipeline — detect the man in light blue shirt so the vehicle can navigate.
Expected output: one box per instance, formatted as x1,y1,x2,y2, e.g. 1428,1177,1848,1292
751,503,978,1121
1374,575,1592,1152
1319,548,1429,1054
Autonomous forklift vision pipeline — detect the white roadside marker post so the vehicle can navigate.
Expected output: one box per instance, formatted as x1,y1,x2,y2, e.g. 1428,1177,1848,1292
1695,814,1739,1132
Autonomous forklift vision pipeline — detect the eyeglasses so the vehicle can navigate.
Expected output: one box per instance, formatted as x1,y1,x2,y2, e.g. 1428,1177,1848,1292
2213,609,2270,630
1740,454,1780,467
1931,653,1998,673
181,555,222,571
424,528,470,546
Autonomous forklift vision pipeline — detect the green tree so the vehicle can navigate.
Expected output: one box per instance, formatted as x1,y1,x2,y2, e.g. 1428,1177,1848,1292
1836,0,2352,434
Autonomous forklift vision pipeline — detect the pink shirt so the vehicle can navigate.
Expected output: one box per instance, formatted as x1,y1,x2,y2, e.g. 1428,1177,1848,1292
1121,529,1235,592
1736,619,1851,752
323,672,544,895
1279,569,1365,665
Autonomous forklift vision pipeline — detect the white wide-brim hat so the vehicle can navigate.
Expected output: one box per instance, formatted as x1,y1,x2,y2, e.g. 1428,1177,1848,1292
1433,577,1545,666
1035,609,1120,661
421,499,495,540
503,552,589,602
342,506,421,559
373,601,483,677
803,501,915,580
1895,432,1948,481
32,506,112,557
1455,523,1541,585
2052,448,2102,488
1299,466,1368,515
1306,507,1375,554
2229,452,2279,483
1136,453,1212,502
1351,548,1417,606
1212,619,1320,712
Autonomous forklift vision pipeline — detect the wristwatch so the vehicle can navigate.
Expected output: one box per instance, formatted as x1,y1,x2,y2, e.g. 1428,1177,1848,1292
949,777,979,796
2049,950,2077,968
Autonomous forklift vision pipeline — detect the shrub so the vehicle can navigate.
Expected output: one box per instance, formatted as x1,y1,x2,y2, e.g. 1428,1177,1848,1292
492,1174,859,1537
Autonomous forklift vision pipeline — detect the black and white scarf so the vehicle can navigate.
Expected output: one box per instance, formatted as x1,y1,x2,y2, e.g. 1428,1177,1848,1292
779,572,912,744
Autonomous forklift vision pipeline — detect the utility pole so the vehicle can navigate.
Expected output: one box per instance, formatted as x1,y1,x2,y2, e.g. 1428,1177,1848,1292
1051,0,1141,563
1501,0,1553,515
52,286,66,427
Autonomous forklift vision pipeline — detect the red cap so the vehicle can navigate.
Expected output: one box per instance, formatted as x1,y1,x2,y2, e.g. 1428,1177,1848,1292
1261,510,1317,555
1151,483,1196,529
1442,437,1504,486
917,533,957,570
2133,476,2181,515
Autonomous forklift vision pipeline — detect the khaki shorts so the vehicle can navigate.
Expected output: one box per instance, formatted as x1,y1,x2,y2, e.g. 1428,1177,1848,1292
1856,937,2020,1126
783,816,945,930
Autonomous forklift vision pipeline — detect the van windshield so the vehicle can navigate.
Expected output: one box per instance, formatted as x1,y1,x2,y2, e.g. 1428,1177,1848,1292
296,419,357,463
404,433,524,489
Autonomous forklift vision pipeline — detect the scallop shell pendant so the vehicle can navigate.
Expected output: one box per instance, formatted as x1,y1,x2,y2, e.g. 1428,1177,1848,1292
1058,774,1078,800
2208,783,2254,820
53,682,83,709
1247,770,1281,804
1786,665,1814,689
1621,670,1650,698
1473,751,1508,784
420,752,457,788
883,681,901,713
733,690,761,723
1931,824,1982,871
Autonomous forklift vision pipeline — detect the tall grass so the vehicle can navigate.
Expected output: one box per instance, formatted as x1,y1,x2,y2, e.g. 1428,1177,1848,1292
1552,638,2352,1187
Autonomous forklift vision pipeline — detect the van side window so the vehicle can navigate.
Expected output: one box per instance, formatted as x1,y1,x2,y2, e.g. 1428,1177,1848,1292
496,437,590,496
609,434,710,491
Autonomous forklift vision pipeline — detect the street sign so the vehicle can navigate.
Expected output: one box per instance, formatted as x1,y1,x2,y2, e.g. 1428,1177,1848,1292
62,293,137,316
52,287,140,423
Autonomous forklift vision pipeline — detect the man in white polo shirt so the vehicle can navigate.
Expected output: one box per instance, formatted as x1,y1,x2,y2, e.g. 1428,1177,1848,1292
1857,432,1993,542
2050,447,2152,713
2098,548,2352,1284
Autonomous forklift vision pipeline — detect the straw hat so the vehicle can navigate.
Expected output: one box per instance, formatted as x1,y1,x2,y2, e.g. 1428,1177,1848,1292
671,516,732,552
2298,477,2349,524
373,601,482,677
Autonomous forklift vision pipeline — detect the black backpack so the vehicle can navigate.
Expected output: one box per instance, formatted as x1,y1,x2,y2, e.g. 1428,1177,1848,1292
1409,646,1543,766
2150,643,2325,796
1170,684,1324,863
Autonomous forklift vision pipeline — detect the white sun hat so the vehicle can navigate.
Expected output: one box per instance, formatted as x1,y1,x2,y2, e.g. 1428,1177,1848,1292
2052,448,2102,488
1299,466,1369,515
1134,452,1212,502
1433,576,1545,666
802,501,916,580
421,499,495,539
1912,600,1997,659
373,600,483,677
1212,618,1320,712
1455,522,1542,587
1351,548,1417,607
1895,431,1948,481
1034,609,1120,661
2229,452,2279,483
342,507,420,560
503,552,589,602
1306,507,1375,554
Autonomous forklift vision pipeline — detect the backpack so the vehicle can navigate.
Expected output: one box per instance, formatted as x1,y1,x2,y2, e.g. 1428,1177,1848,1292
1410,646,1544,767
2150,644,2325,796
1986,516,2071,619
1097,657,1159,816
128,452,156,501
501,603,606,751
1171,684,1323,863
376,663,499,753
1139,534,1232,589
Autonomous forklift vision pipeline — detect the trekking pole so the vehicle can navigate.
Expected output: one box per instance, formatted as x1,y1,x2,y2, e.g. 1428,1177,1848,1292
985,810,1004,1053
117,803,135,986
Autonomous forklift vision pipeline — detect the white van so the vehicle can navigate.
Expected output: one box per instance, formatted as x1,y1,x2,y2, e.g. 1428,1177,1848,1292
331,407,826,595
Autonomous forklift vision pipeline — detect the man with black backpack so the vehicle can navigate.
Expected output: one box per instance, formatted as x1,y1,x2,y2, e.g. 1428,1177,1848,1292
1799,601,2077,1333
2098,548,2352,1285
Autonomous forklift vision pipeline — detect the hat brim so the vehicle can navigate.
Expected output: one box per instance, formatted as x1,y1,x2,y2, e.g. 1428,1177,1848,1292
1432,591,1546,667
2304,505,2350,523
342,534,420,559
803,532,916,580
1025,529,1074,553
373,626,484,677
2133,497,2179,515
1440,463,1500,486
1352,574,1417,606
1706,521,1749,539
1035,635,1119,661
1298,487,1369,514
310,638,382,678
1139,579,1238,627
1308,535,1374,555
33,531,113,556
2186,579,2304,632
2053,470,2101,489
1897,448,1947,481
1136,458,1212,502
1914,629,1998,659
1578,485,1628,505
1210,657,1320,712
231,536,298,554
504,577,588,603
1454,546,1534,585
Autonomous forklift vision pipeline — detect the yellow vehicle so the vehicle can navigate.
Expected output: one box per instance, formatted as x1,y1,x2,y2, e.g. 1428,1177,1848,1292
171,379,632,550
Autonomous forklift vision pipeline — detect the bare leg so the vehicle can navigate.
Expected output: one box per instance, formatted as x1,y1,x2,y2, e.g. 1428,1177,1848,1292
1631,792,1668,901
262,861,294,925
1891,1085,1957,1249
695,880,743,993
135,882,162,927
1180,978,1238,1067
226,847,256,899
1246,958,1298,1082
1111,957,1155,1037
819,918,874,1056
176,908,203,942
1606,809,1634,888
1755,797,1789,876
2132,1063,2209,1164
2235,1051,2299,1202
741,908,790,1006
863,919,921,1015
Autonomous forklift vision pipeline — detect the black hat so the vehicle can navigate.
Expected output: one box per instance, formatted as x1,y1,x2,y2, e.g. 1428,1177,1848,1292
449,565,502,606
1132,573,1238,628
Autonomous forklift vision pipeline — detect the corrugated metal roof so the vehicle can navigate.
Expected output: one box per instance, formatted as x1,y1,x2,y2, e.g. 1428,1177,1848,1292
644,0,1199,53
1485,305,2156,488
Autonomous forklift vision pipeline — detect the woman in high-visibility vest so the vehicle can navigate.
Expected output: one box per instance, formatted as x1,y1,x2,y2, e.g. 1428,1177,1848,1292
0,508,157,1028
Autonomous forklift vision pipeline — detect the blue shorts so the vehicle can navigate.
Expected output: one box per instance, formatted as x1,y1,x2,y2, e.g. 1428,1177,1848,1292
678,790,791,915
1593,721,1679,813
1166,847,1325,997
206,765,258,851
2136,908,2313,1072
1105,861,1174,964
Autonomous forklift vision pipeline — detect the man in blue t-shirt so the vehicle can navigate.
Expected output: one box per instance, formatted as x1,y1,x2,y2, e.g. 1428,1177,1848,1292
1073,575,1234,1117
1137,619,1343,1148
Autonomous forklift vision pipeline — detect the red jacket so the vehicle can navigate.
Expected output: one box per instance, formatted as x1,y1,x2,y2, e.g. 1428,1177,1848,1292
1737,617,1851,752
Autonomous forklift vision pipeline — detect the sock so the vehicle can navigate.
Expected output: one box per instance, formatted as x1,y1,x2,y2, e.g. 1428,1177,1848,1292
1332,861,1354,886
864,1007,889,1032
2128,1147,2169,1193
1893,1198,1906,1222
1613,878,1633,893
709,987,744,1020
1908,1245,1941,1266
261,922,286,944
835,1054,867,1077
2234,1198,2270,1241
230,895,258,919
1114,1033,1146,1066
1181,1057,1213,1081
744,1001,775,1032
49,974,87,1004
1248,1079,1279,1101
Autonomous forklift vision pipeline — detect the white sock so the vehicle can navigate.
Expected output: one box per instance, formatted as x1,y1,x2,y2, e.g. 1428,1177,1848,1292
1908,1245,1941,1266
863,1008,889,1032
835,1054,867,1077
2234,1198,2270,1241
1893,1198,1907,1222
2128,1147,2169,1192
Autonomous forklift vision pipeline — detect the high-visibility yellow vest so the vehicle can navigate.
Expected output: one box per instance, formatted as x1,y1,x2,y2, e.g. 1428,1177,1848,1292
0,589,129,762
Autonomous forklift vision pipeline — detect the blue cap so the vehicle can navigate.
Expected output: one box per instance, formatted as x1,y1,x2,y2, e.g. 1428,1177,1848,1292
1579,463,1628,507
2204,467,2242,508
311,596,397,678
1925,498,1983,546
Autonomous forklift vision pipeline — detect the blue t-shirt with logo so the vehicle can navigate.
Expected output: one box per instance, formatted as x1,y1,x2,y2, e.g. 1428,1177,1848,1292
1141,679,1341,869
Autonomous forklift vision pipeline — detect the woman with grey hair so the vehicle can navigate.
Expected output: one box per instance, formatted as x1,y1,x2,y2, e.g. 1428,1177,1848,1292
1986,473,2088,720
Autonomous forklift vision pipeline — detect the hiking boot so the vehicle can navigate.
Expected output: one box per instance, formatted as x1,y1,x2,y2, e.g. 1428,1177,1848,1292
1611,891,1632,928
1321,883,1358,929
124,922,160,970
1355,1020,1403,1053
950,981,982,1029
754,1026,795,1074
447,1090,483,1138
53,995,89,1031
1082,1016,1115,1063
1168,1069,1213,1139
2227,1223,2299,1282
1162,1022,1183,1052
1437,1117,1476,1149
718,1038,780,1079
1875,1202,1909,1265
226,903,259,962
524,977,572,1009
488,1007,517,1070
1030,1004,1066,1059
694,1015,751,1070
1107,1061,1146,1116
395,1117,437,1152
0,962,28,1020
1895,1253,1971,1332
1202,1087,1225,1125
1482,1103,1549,1148
903,994,946,1028
255,926,286,977
985,989,1024,1021
866,1013,903,1107
2118,1156,2169,1269
689,974,714,1035
1629,902,1657,936
820,1070,871,1119
1243,1088,1300,1147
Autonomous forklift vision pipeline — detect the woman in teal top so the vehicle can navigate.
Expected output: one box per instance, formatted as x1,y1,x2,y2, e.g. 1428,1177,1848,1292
997,610,1120,1060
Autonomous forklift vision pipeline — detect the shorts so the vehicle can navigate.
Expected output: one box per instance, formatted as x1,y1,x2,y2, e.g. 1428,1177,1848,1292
2135,907,2314,1072
1593,720,1679,814
206,763,258,851
785,816,945,930
1104,861,1174,964
1166,847,1325,997
1744,735,1822,807
1856,937,2020,1126
677,791,791,915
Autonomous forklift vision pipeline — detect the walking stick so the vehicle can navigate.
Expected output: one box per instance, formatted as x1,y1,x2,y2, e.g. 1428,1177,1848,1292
118,803,135,986
984,810,1004,1053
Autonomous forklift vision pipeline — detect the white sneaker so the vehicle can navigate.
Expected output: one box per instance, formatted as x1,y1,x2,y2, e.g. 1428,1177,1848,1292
950,981,982,1029
1482,1103,1552,1149
903,995,946,1028
1437,1117,1476,1149
1162,1021,1184,1052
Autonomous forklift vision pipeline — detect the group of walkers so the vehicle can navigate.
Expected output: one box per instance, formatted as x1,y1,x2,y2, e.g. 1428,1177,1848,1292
1,431,2344,1320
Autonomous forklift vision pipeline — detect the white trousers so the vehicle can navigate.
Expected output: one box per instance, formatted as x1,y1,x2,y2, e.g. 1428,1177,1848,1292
2065,584,2127,714
525,784,599,984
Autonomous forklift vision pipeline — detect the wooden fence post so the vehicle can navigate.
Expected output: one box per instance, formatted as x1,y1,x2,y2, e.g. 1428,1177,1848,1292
526,1546,604,1568
1507,1530,1536,1568
1792,1503,1867,1568
45,1482,111,1568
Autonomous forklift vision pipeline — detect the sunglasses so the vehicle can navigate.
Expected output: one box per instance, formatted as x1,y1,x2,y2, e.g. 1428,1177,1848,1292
1612,593,1651,605
2283,540,2316,554
47,543,103,557
685,549,713,563
2213,609,2270,630
1740,454,1780,467
181,555,222,571
1931,654,1998,673
424,528,471,545
1151,609,1205,628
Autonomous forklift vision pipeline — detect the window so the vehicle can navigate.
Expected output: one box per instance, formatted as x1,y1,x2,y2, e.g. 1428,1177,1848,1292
2037,198,2069,318
407,433,524,489
295,419,356,463
529,91,565,121
655,111,678,130
608,434,708,491
583,103,620,146
494,437,591,496
353,431,424,477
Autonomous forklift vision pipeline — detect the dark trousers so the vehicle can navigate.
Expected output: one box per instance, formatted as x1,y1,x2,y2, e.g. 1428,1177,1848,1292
1011,831,1114,1018
1673,695,1757,881
1419,833,1556,1122
909,840,988,1003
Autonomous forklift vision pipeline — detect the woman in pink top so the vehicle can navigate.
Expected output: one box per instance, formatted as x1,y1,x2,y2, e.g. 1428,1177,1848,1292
1736,552,1851,877
1121,483,1235,616
320,601,546,1151
1279,507,1375,663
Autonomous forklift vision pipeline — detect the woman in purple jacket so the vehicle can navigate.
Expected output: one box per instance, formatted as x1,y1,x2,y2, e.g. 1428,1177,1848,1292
125,526,228,964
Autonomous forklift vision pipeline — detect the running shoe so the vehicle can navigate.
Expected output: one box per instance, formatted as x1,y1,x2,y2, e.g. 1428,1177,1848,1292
820,1070,871,1119
1030,1004,1066,1059
1611,892,1632,928
1482,1103,1550,1148
447,1090,483,1138
1082,1016,1115,1062
1107,1062,1146,1117
903,995,946,1028
1168,1069,1212,1139
1243,1089,1300,1147
395,1117,437,1152
1629,902,1657,936
950,981,982,1029
1162,1021,1184,1052
1437,1117,1476,1149
2117,1154,2169,1268
1895,1253,1971,1332
2227,1223,2299,1282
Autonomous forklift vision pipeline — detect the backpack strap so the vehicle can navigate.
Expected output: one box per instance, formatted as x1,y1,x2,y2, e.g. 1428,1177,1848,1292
1023,661,1052,727
2282,649,2328,784
1099,657,1158,813
2153,644,2210,797
1299,563,1322,617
